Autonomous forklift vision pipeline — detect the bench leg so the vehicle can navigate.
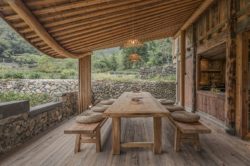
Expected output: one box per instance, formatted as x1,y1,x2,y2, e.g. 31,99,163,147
153,117,162,154
74,134,81,153
193,134,201,151
112,117,121,155
96,128,101,152
174,128,181,152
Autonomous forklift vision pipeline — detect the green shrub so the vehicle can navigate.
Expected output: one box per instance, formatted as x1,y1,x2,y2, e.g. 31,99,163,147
4,72,13,79
29,72,41,79
3,72,24,79
0,91,53,107
60,69,77,79
12,72,24,79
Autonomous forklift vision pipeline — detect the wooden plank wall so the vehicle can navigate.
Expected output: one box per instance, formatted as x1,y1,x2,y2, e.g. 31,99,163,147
78,55,92,113
173,0,250,137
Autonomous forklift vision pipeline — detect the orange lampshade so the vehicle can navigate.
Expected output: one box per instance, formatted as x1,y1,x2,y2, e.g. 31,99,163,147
129,53,140,62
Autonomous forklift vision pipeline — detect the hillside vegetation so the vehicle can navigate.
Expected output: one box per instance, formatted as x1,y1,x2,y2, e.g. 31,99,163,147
0,18,174,80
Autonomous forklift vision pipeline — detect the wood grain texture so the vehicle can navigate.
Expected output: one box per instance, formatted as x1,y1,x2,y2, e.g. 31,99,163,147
1,117,250,166
78,55,92,113
105,92,170,117
105,92,168,154
0,0,204,58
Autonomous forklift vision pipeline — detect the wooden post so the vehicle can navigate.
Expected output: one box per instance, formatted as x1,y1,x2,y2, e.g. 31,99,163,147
225,0,237,134
78,54,92,114
192,25,197,112
180,31,186,106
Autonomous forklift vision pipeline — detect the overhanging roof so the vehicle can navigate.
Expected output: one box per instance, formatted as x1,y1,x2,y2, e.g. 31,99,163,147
0,0,211,58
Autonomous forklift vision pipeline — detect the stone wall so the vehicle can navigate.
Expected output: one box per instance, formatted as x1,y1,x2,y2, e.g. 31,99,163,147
139,65,176,79
92,80,176,100
0,79,77,96
0,92,77,154
0,79,176,100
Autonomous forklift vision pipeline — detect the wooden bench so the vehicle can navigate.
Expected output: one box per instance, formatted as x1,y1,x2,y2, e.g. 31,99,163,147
64,118,108,153
168,117,211,152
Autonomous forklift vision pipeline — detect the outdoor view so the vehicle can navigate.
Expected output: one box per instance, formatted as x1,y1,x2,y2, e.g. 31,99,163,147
0,18,175,107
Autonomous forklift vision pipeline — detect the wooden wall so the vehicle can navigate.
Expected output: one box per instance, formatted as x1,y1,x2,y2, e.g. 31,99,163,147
196,0,228,54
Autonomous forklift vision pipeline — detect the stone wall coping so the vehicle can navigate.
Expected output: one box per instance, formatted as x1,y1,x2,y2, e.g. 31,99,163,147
0,100,29,119
29,101,62,117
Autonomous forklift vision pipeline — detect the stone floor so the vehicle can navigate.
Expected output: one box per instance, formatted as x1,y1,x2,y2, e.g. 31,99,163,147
1,117,250,166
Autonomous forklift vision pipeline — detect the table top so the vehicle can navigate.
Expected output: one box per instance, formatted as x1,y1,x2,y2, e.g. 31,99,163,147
104,92,170,117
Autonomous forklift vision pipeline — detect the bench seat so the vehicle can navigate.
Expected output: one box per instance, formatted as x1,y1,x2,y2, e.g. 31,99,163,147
168,117,211,152
64,118,108,153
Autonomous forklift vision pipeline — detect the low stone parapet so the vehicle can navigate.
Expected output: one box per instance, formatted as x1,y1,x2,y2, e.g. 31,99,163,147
0,92,78,155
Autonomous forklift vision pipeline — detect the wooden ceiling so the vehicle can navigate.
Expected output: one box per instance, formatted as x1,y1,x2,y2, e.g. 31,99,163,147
0,0,206,58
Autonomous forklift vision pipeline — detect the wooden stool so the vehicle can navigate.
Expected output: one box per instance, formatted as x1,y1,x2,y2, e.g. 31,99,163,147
64,118,107,153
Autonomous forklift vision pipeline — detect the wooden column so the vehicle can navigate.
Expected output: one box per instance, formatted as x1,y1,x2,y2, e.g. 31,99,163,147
78,54,92,114
225,0,237,134
235,32,249,138
180,31,186,106
192,25,197,112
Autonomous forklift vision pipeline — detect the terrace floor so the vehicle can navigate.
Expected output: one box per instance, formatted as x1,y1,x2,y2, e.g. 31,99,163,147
1,117,250,166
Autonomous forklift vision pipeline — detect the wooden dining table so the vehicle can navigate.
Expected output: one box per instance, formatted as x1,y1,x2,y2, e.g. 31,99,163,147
104,92,170,155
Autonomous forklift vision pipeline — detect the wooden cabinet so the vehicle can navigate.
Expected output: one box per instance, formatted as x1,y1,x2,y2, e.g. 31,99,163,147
197,91,225,122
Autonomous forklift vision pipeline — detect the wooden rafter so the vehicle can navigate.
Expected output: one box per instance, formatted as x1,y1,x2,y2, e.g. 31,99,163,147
0,0,205,58
6,0,89,59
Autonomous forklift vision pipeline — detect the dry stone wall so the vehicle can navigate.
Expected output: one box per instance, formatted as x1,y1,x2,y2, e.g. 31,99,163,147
0,92,77,154
0,79,176,100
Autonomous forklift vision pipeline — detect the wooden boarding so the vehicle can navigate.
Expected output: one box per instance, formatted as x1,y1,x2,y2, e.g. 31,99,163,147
168,117,211,152
64,118,107,153
104,92,169,155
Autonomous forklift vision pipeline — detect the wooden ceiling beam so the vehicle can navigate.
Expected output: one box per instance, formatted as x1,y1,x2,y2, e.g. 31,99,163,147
53,4,195,41
35,14,187,48
43,0,167,28
74,30,174,52
26,3,194,41
5,0,140,21
174,0,215,36
13,0,163,28
6,0,89,59
64,23,181,51
52,1,196,39
17,0,201,34
60,15,188,47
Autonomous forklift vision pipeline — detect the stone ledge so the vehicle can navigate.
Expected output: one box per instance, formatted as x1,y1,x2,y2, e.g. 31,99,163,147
29,102,62,117
0,100,29,119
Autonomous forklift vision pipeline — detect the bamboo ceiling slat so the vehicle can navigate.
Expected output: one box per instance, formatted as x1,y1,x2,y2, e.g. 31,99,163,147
0,0,205,58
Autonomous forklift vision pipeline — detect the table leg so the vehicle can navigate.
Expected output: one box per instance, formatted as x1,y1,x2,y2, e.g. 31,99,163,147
112,117,121,155
153,117,162,154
